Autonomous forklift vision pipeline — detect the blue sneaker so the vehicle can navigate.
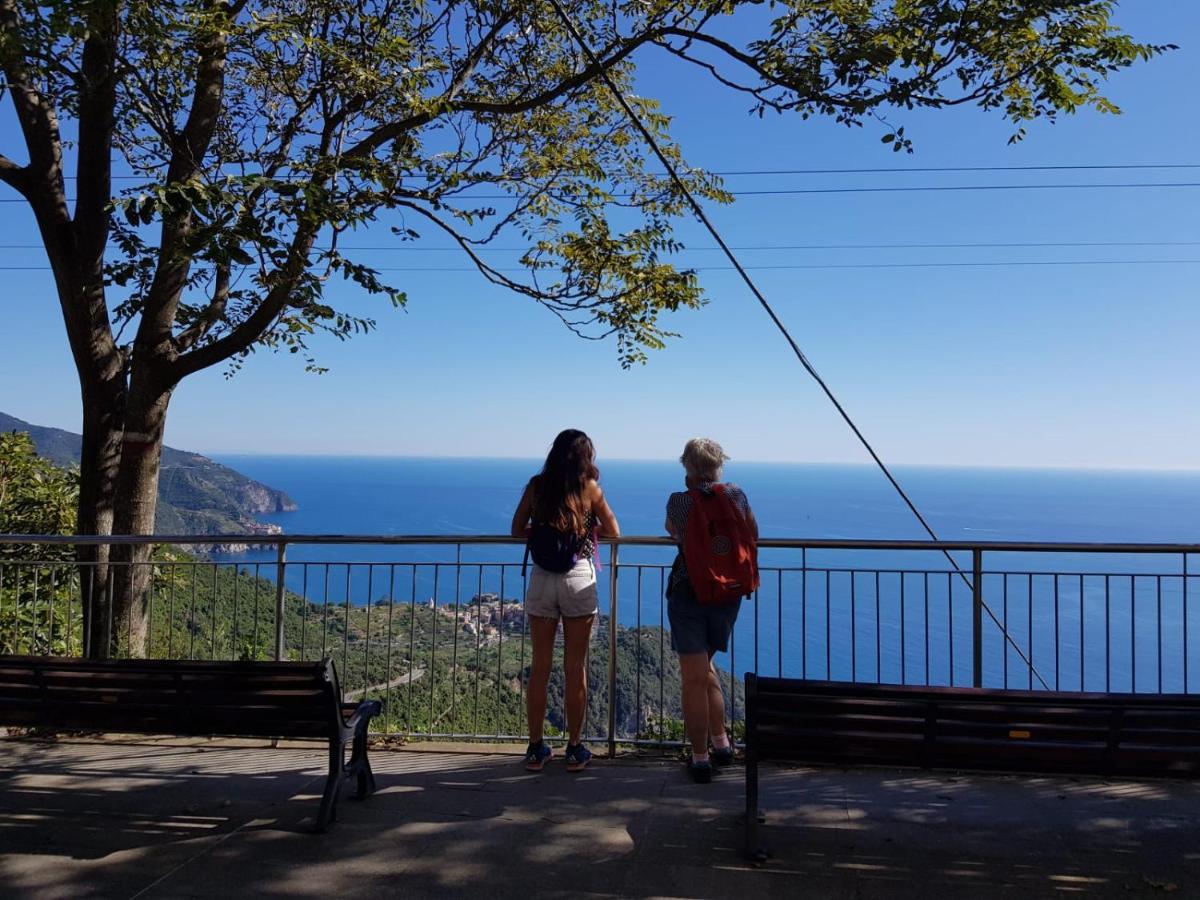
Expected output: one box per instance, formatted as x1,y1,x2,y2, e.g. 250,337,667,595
711,745,735,768
565,743,592,773
688,759,713,784
524,741,552,772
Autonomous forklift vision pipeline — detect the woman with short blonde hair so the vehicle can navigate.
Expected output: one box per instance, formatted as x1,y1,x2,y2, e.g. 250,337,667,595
680,437,730,483
664,437,758,783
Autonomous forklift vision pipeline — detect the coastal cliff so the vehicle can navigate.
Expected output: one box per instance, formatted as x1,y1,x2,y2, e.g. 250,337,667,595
0,411,295,546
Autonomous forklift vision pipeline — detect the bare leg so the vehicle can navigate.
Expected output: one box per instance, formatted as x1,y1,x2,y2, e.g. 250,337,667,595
562,614,595,744
679,651,713,758
706,655,728,744
527,615,558,744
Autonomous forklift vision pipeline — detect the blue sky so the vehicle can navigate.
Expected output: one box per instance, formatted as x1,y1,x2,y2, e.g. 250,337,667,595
0,4,1197,470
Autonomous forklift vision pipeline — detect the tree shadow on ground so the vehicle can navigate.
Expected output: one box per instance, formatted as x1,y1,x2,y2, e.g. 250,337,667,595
2,739,1200,899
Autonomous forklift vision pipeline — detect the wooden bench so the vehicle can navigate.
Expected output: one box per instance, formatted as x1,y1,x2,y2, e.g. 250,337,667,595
744,674,1200,860
0,655,381,832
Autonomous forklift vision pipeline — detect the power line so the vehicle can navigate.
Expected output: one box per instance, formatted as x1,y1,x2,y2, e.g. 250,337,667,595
348,239,1200,252
733,181,1200,196
702,163,1200,176
3,181,1199,205
282,258,1200,272
545,0,1050,689
2,239,1200,252
687,259,1200,271
0,258,1197,274
44,162,1200,179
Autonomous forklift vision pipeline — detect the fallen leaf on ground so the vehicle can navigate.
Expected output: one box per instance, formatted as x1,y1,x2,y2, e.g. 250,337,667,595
1142,876,1180,892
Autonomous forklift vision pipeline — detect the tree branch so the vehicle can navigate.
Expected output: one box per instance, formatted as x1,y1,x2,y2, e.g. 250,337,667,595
138,0,235,349
165,0,232,185
0,0,123,390
346,27,659,160
0,152,25,190
170,222,321,379
173,264,231,352
0,0,68,212
73,1,119,272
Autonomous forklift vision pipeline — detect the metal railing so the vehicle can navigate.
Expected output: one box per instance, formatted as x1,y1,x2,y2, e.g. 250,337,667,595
1,534,1197,752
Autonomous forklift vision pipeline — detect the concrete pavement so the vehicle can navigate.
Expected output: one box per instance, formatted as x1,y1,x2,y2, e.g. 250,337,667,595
1,736,1198,898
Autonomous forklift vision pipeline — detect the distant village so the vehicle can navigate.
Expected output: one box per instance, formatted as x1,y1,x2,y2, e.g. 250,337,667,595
423,594,529,646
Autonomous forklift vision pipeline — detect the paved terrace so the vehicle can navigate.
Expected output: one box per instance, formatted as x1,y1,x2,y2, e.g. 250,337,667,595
1,737,1197,899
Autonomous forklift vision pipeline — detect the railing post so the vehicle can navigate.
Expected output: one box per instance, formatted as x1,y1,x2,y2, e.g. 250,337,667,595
607,541,620,758
105,569,114,660
972,548,983,688
1185,552,1190,694
274,542,287,662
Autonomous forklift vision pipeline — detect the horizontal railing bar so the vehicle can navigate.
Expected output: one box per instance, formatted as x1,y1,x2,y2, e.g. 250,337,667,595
0,561,1186,579
780,567,1188,578
3,533,1200,553
4,562,1181,583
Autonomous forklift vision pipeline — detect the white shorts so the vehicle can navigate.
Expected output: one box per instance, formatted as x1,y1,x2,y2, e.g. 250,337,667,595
525,557,598,619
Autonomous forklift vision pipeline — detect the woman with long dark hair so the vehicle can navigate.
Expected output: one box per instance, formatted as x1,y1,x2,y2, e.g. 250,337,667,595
511,429,620,772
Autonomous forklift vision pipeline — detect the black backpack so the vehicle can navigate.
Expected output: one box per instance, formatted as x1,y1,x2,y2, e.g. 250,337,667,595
523,521,584,574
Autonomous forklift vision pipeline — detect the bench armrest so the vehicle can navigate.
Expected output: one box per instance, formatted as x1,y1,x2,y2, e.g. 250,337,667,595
342,699,382,732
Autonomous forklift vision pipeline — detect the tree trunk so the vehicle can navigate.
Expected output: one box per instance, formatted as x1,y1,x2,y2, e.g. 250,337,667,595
108,380,173,657
27,204,126,658
77,381,124,658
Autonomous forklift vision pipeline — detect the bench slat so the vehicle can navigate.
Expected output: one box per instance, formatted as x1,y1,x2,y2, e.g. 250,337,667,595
0,654,343,739
746,675,1200,779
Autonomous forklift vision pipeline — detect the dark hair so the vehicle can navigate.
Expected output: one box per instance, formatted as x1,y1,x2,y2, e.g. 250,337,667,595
530,429,599,535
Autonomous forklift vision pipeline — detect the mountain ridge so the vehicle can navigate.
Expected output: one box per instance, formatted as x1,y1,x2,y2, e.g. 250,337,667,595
0,411,296,545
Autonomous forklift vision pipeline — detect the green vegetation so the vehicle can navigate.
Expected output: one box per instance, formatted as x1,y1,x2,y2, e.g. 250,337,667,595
0,433,79,654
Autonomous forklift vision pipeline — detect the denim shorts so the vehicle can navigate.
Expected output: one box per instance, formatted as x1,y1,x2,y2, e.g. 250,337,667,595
525,557,598,619
667,575,741,656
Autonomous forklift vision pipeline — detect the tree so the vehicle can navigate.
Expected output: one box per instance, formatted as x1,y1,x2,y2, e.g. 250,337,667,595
0,0,1169,656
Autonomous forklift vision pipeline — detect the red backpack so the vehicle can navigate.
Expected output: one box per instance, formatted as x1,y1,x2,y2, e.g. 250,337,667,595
683,484,759,605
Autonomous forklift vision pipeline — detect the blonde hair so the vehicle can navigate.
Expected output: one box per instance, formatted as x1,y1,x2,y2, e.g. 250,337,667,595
680,437,729,483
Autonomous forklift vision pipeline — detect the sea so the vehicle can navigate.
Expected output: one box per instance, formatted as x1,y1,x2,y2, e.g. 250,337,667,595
212,456,1200,692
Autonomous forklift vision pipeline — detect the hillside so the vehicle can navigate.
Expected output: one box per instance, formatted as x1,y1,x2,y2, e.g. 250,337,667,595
0,411,295,541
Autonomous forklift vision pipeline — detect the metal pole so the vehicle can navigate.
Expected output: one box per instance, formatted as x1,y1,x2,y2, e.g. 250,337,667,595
274,543,287,662
607,542,620,758
972,548,983,688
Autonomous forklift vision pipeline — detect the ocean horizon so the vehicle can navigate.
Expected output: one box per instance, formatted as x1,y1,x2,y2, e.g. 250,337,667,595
211,454,1200,543
214,451,1200,475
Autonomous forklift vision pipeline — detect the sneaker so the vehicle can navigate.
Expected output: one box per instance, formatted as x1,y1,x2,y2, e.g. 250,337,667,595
711,745,735,768
524,741,553,772
565,743,592,773
688,760,713,784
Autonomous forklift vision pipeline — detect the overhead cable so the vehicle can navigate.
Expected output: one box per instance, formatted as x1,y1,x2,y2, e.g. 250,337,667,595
50,162,1200,180
544,0,1052,689
2,239,1200,252
4,181,1199,206
0,258,1198,274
